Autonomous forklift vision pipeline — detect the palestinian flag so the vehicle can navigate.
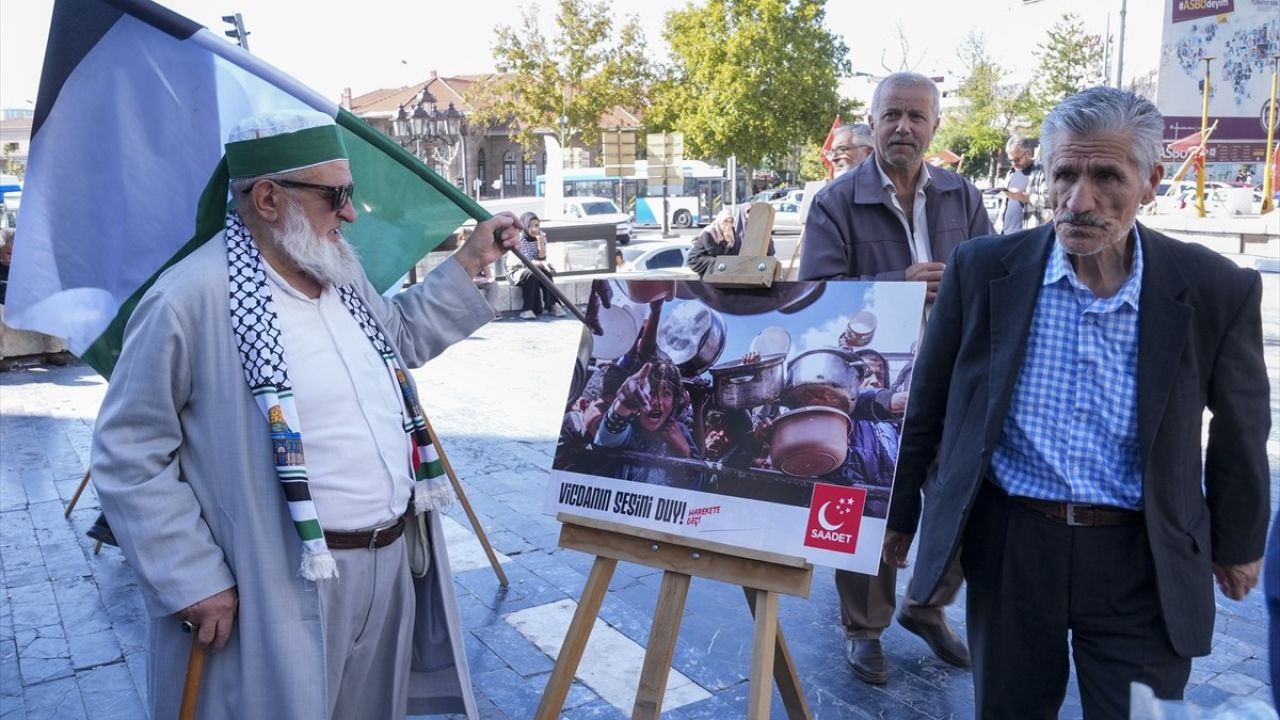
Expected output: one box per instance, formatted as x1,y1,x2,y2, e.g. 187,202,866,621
7,0,490,378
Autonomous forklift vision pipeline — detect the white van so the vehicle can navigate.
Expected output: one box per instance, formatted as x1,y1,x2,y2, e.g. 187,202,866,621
562,196,632,245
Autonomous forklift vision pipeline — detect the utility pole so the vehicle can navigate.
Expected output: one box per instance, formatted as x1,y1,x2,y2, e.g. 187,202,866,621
1115,0,1127,88
221,13,250,51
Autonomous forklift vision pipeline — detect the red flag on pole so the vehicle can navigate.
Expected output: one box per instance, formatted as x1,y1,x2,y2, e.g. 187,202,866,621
1168,129,1206,154
820,115,842,180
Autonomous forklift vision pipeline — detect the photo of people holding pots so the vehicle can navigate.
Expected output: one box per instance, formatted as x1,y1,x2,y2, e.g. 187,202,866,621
552,278,926,524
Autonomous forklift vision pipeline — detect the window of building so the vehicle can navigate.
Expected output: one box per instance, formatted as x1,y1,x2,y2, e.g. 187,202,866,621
503,150,517,188
522,157,537,191
477,149,486,190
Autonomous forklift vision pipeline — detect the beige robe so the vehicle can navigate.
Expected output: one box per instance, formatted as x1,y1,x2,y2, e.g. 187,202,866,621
92,235,495,718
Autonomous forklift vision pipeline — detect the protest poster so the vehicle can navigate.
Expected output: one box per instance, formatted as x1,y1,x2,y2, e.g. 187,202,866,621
544,278,926,574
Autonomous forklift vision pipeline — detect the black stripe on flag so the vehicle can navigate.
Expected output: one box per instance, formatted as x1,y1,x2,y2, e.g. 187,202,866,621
33,0,203,139
281,480,313,503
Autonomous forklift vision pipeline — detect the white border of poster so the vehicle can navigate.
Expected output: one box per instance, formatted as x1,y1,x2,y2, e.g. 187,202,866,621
543,279,926,574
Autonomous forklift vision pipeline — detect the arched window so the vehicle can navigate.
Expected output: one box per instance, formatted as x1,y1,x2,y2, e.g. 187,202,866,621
522,155,537,192
503,150,517,190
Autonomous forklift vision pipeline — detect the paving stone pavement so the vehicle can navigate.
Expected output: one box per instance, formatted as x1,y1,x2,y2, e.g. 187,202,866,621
0,269,1277,719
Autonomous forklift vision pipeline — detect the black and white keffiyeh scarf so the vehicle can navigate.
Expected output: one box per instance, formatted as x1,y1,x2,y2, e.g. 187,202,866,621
224,211,450,581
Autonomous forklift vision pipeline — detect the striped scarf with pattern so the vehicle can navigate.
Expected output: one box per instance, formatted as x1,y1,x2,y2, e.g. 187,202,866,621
224,211,450,581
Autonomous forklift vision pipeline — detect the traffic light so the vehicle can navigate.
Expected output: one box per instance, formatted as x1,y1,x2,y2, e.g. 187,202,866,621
221,13,249,51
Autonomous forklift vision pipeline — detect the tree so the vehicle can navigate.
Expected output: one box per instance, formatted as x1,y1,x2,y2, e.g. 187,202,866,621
468,0,653,157
932,32,1027,182
648,0,850,177
1034,12,1106,112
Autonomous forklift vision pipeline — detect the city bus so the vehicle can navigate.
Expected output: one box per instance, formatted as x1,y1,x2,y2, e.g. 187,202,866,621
536,160,727,228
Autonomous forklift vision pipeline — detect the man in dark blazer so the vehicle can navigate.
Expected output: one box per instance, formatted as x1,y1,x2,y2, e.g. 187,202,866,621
886,87,1269,718
800,72,992,685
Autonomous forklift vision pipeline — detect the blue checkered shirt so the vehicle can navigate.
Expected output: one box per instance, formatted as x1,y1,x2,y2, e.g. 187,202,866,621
990,230,1145,510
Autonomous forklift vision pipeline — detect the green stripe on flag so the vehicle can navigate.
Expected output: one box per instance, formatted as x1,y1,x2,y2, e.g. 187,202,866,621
336,108,492,294
81,110,495,379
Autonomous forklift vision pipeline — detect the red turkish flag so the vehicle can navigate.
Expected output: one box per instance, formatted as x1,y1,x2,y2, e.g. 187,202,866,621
819,115,842,180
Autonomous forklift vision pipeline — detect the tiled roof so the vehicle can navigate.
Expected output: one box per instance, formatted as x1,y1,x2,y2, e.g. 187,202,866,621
348,73,642,129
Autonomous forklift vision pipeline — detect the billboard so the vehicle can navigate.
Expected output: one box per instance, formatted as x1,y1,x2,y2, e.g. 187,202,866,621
1157,0,1280,175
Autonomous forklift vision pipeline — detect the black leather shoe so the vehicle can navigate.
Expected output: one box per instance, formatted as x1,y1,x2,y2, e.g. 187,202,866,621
86,513,118,547
897,611,971,668
845,638,888,685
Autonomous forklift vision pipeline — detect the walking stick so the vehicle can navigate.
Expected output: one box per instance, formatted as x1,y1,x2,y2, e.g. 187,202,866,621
179,630,207,720
502,236,590,326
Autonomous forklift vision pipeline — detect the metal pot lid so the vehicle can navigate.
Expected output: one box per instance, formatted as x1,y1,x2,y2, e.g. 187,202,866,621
657,302,719,365
709,352,787,375
749,326,791,356
590,305,639,360
787,347,858,367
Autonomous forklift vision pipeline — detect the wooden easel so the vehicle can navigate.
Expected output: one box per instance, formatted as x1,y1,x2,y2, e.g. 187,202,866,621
535,513,814,720
64,414,510,586
704,202,781,288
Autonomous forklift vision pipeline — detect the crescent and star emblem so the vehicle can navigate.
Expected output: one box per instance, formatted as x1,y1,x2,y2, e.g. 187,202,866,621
818,501,844,532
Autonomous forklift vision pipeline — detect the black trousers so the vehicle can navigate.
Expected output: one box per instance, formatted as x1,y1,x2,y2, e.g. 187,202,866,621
961,482,1191,719
517,274,557,314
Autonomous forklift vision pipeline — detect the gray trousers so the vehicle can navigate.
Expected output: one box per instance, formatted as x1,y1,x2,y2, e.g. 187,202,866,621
319,537,415,720
835,555,964,639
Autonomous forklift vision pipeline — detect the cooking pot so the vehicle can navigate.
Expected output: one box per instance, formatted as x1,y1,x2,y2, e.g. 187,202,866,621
769,405,851,477
620,279,676,304
589,304,640,360
681,281,824,316
657,302,726,377
840,310,878,348
708,353,786,409
783,349,867,410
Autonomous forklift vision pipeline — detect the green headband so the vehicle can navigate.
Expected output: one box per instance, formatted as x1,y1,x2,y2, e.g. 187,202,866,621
225,123,348,179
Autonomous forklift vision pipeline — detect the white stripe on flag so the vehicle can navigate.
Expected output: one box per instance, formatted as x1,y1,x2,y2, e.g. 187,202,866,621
7,15,329,352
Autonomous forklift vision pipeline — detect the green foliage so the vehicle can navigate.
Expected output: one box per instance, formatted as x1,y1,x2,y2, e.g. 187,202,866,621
648,0,850,168
1034,12,1106,114
469,0,653,158
932,32,1028,182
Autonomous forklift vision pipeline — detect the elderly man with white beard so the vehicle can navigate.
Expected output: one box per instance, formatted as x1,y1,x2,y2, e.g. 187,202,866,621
91,110,522,719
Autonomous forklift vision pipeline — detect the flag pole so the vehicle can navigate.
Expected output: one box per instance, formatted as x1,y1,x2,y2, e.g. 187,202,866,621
1196,57,1214,218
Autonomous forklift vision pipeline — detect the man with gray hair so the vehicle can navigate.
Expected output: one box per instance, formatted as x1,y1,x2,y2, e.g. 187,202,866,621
800,71,990,686
827,122,874,177
886,86,1268,717
92,109,522,719
998,135,1047,233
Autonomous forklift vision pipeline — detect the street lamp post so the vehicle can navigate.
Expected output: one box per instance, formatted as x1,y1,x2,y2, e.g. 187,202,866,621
392,89,465,184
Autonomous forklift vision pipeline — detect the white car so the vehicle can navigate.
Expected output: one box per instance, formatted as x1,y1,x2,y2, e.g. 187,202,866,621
564,196,633,245
769,200,803,234
619,242,697,278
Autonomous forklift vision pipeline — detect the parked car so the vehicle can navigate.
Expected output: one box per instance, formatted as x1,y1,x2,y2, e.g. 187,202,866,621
563,196,633,245
768,200,804,234
746,186,799,205
619,241,697,278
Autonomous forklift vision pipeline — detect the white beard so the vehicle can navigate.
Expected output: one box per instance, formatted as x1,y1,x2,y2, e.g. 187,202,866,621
275,202,363,288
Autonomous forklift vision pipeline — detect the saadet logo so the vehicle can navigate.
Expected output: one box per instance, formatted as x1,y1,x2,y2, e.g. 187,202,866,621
803,483,866,553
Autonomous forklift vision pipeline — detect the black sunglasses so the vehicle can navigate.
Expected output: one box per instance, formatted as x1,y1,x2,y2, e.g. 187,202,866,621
245,179,354,211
